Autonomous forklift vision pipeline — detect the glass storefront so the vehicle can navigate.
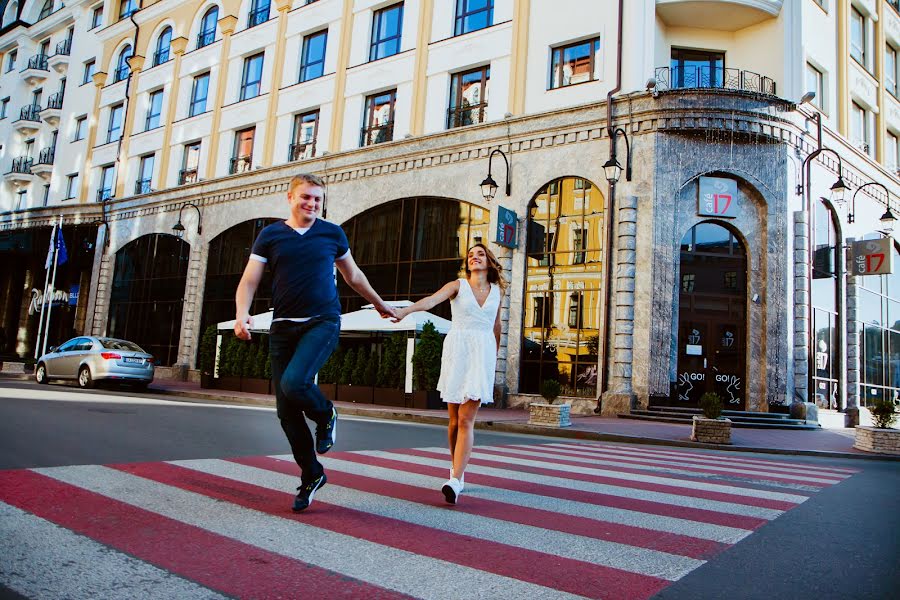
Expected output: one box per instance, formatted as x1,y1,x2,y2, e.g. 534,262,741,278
857,239,900,407
521,177,604,398
812,201,840,409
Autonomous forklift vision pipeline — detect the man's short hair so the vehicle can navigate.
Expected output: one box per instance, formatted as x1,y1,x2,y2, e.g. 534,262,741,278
289,173,326,192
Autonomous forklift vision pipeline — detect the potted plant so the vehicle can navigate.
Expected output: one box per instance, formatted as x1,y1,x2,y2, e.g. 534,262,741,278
691,392,732,444
412,322,444,409
199,325,218,388
375,333,407,407
528,378,571,427
854,397,899,455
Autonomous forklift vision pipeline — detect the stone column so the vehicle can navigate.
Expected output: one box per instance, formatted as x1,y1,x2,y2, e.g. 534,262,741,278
792,210,810,403
87,251,114,337
174,238,209,377
493,244,513,405
845,272,861,426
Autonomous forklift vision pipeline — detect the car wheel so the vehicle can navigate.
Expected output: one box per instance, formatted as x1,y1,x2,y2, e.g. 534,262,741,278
77,366,94,389
35,363,48,384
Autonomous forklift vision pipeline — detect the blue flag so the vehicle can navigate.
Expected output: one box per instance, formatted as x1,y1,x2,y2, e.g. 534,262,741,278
56,227,67,266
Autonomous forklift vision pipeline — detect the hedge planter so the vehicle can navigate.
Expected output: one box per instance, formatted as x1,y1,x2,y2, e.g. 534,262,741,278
318,384,336,402
216,376,242,392
374,387,406,407
241,377,270,395
200,373,215,389
337,384,373,404
528,403,571,427
854,426,900,455
411,390,443,410
691,416,732,444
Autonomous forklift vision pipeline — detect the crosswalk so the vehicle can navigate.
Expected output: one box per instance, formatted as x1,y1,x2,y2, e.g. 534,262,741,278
0,442,858,600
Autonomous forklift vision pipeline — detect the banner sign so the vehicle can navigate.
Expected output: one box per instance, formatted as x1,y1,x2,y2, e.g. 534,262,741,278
698,176,738,218
495,206,518,249
68,284,80,306
850,238,894,276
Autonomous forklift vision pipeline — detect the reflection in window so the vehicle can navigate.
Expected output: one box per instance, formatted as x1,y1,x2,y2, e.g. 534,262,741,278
681,273,695,292
812,201,840,408
550,38,601,89
522,177,604,398
857,240,900,407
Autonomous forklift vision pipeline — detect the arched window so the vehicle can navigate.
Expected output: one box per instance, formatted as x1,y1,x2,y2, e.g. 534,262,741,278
38,0,53,20
198,6,219,48
114,45,132,82
154,26,172,66
858,239,900,408
521,177,605,398
4,1,19,26
811,200,840,409
248,0,270,28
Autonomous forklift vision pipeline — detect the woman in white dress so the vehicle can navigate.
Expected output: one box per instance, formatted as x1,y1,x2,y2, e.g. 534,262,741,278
391,243,505,504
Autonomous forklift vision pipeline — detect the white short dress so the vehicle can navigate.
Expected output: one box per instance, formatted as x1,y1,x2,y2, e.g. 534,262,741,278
436,279,500,405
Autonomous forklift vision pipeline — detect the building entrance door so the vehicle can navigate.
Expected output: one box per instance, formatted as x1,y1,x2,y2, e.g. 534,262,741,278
676,222,747,410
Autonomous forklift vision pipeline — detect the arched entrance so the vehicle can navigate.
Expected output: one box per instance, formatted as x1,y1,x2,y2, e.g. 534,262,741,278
811,200,841,409
676,221,747,409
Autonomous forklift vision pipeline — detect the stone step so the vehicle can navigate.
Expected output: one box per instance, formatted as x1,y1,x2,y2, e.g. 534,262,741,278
618,412,821,430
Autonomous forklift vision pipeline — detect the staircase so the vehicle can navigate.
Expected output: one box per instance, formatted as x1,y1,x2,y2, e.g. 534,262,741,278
618,405,820,430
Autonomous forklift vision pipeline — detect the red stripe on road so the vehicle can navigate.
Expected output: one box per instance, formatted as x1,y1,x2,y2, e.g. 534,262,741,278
233,455,726,560
0,469,408,600
116,460,670,600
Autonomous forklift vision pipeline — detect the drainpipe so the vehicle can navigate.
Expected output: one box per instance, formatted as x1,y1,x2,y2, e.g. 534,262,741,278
110,8,141,201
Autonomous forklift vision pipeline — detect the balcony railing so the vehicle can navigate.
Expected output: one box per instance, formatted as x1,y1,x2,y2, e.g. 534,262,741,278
46,92,64,110
654,66,776,96
113,66,130,83
152,48,170,66
229,155,252,174
447,103,488,129
360,122,394,147
197,30,215,48
18,105,42,121
96,188,113,202
55,39,71,56
289,141,315,162
8,157,34,174
26,54,49,71
248,6,270,27
135,179,152,194
37,147,55,165
178,168,199,185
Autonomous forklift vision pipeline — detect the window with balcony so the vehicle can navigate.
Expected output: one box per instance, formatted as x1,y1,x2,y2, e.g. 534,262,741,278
850,7,866,67
83,59,95,84
805,62,825,110
6,50,16,72
65,173,79,199
154,27,172,66
670,47,724,88
248,0,270,28
145,89,163,130
447,66,488,128
361,90,395,146
887,44,898,98
851,101,872,155
180,142,201,184
136,154,154,194
550,37,600,89
73,115,87,140
370,3,403,62
290,110,318,161
98,165,115,201
118,0,139,21
299,30,327,82
230,128,255,174
887,131,899,173
189,72,210,116
91,5,103,29
38,0,53,20
454,0,493,36
0,97,8,119
198,7,219,48
240,53,264,101
107,103,123,143
114,45,132,82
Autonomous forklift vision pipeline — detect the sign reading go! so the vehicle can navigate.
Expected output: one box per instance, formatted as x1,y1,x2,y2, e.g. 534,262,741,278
850,238,894,276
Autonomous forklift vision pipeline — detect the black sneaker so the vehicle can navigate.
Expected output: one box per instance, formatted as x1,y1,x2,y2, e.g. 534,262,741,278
293,473,327,512
316,408,338,454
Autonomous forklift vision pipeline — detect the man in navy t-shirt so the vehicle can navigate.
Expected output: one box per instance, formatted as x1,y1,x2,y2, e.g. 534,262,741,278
235,173,396,512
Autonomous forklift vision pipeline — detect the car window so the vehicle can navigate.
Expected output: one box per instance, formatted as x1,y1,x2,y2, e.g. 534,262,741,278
99,338,145,352
76,340,95,351
56,338,80,352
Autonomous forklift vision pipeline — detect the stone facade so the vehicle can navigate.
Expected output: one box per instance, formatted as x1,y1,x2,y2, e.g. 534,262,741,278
528,402,572,428
853,426,900,455
691,416,733,444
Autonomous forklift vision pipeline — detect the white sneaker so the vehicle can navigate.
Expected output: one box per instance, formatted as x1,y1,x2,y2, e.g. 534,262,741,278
450,468,465,491
442,477,462,504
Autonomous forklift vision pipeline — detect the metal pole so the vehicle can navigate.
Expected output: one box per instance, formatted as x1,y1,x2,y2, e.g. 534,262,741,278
33,219,56,359
41,215,63,357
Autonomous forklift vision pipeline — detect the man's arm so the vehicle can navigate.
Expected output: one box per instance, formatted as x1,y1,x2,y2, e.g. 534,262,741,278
335,253,397,318
235,259,265,340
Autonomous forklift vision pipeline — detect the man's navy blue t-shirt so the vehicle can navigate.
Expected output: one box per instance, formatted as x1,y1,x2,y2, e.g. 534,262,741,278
250,219,349,319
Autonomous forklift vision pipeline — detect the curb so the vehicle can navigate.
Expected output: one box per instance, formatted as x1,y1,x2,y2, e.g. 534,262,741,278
146,386,900,462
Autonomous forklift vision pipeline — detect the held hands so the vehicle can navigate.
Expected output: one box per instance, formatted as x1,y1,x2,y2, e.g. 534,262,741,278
374,301,399,321
390,307,409,323
234,315,253,341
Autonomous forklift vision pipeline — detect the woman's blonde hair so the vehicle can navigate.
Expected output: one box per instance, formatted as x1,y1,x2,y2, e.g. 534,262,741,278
464,243,508,291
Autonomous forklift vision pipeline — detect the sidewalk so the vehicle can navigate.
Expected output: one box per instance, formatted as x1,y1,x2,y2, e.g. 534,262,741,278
146,380,899,461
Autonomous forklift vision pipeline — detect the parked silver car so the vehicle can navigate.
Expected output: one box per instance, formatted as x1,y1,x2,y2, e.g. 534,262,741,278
35,336,155,389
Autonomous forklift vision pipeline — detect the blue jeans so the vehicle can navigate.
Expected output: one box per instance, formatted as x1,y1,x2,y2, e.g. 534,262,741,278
269,316,340,482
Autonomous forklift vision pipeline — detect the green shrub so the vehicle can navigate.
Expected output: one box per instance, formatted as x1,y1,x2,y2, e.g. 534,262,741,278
257,341,269,379
263,342,272,379
378,333,407,389
352,346,369,385
320,348,342,385
233,342,249,377
412,321,443,391
199,325,218,375
541,378,561,405
363,349,378,386
870,396,898,429
218,337,237,377
340,348,356,385
700,392,723,420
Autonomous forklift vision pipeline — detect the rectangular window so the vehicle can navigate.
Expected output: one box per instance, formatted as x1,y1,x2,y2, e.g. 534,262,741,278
573,228,586,264
73,115,87,140
231,127,255,173
98,165,115,201
851,101,870,154
65,173,79,199
533,295,552,328
299,30,327,82
454,0,493,36
805,62,824,109
6,50,16,72
851,7,866,66
370,3,403,62
145,89,163,130
361,89,396,146
16,190,27,211
290,110,319,161
180,142,201,184
887,131,899,173
91,5,103,28
568,293,582,328
447,66,489,128
189,72,210,117
248,0,270,28
119,0,139,21
539,232,555,266
106,103,123,143
0,97,8,119
42,184,50,207
887,45,898,97
135,154,154,194
240,53,264,101
83,59,95,85
550,37,601,89
670,47,724,88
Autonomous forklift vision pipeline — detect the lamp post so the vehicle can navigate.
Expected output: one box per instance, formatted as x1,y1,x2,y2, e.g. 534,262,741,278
849,182,896,234
480,149,511,201
172,202,202,237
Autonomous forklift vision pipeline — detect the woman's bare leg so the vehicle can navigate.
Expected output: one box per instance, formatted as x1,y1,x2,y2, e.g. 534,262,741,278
447,403,459,474
452,399,480,479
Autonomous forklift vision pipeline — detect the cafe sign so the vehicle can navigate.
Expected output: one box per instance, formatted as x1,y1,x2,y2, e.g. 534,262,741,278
495,205,518,249
698,176,738,218
850,237,894,276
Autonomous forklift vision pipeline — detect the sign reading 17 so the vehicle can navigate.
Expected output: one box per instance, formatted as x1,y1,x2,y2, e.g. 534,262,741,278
850,238,893,276
857,252,885,274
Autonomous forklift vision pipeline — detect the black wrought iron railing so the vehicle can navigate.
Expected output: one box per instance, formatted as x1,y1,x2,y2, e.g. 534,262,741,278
654,66,776,96
113,66,130,83
289,141,315,161
248,6,270,27
178,168,199,185
447,103,487,129
55,39,71,57
360,122,394,147
152,48,170,66
18,104,41,121
45,92,64,110
135,179,152,194
229,155,252,174
197,30,216,48
8,157,34,174
26,54,49,71
37,147,55,165
96,188,113,202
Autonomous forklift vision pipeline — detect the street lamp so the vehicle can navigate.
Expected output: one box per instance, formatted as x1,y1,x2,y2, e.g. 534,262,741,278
172,202,202,237
480,149,511,201
848,181,894,231
880,206,897,233
604,127,632,184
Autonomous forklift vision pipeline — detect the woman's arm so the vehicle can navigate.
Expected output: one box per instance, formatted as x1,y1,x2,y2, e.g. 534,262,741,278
493,289,504,351
392,280,460,321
